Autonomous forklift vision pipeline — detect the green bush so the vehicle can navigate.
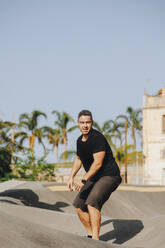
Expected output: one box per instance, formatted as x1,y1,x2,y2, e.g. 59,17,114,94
13,149,56,181
0,148,12,181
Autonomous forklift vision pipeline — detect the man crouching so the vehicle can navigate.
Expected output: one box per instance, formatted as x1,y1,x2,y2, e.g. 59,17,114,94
67,110,122,240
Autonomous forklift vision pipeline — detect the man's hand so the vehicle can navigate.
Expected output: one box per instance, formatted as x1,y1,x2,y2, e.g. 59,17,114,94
74,181,85,191
67,156,82,191
67,177,74,191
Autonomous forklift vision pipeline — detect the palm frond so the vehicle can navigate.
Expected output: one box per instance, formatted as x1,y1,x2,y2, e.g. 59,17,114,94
32,110,47,128
93,121,101,131
52,110,61,120
60,150,76,161
19,113,30,123
14,131,28,139
67,125,78,132
18,135,28,146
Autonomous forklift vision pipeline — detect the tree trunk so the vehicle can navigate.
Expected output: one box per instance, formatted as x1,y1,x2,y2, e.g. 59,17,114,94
55,145,59,163
29,135,35,165
131,126,138,183
118,160,121,173
63,129,67,161
124,120,128,184
131,125,136,150
11,114,15,165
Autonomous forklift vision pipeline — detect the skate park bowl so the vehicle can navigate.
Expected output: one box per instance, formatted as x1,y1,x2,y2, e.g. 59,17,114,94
0,180,165,248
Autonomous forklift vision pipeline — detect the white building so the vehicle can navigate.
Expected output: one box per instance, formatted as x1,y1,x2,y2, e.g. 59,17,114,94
143,87,165,185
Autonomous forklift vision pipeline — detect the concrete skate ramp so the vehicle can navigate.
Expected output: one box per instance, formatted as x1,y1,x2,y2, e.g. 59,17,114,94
0,181,165,248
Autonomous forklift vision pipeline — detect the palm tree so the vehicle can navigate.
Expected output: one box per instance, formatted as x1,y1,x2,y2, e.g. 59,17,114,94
93,120,111,134
93,119,124,149
0,120,13,148
18,110,47,164
108,120,125,147
93,120,114,146
42,126,62,162
116,107,142,149
0,120,23,165
117,107,142,183
60,150,76,162
114,144,134,169
52,111,77,157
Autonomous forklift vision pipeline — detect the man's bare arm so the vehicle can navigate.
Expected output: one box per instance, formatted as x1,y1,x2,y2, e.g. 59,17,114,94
74,151,105,191
67,156,82,191
83,151,105,181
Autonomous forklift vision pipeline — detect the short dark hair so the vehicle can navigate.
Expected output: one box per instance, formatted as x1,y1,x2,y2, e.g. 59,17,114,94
78,110,93,120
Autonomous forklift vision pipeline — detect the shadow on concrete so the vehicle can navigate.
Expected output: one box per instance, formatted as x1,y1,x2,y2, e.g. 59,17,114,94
100,218,144,244
0,189,70,212
0,199,18,205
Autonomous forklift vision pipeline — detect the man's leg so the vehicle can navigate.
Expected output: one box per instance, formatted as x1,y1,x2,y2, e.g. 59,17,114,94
88,205,101,240
75,208,92,236
85,176,121,239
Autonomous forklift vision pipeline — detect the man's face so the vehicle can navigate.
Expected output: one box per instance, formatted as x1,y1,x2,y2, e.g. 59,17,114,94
78,115,93,135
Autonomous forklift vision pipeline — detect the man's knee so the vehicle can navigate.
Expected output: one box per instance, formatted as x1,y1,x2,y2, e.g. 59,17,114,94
75,207,84,214
87,204,100,213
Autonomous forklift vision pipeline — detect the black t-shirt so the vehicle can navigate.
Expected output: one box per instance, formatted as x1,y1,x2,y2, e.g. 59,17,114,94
77,129,121,180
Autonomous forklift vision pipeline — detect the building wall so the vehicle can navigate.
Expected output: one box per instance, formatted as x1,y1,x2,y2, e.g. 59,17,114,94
143,88,165,185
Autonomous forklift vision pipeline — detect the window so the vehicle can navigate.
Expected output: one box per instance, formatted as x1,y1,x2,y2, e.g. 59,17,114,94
162,115,165,134
160,148,165,160
162,169,165,185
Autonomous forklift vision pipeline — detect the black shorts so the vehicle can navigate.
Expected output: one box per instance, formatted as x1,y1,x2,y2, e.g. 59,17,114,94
73,176,122,212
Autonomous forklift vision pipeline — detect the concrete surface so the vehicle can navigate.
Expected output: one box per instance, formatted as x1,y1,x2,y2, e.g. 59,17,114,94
0,180,165,248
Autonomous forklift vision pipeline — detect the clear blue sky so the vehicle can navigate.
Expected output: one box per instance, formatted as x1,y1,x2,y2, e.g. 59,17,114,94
0,0,165,161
